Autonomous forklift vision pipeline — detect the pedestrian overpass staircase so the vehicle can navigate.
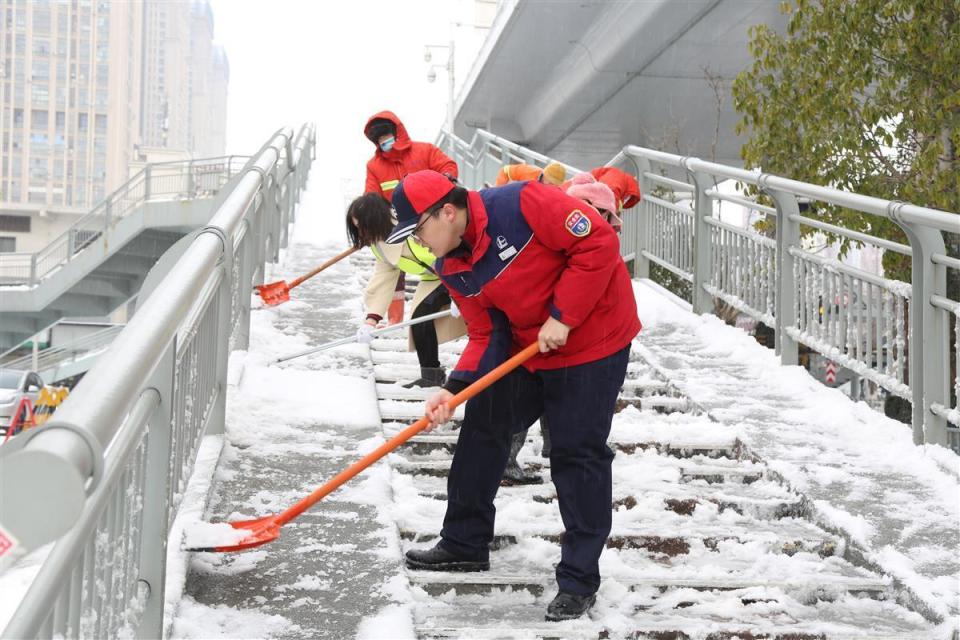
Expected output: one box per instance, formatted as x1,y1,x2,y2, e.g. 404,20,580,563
0,322,123,385
0,126,311,353
0,124,956,639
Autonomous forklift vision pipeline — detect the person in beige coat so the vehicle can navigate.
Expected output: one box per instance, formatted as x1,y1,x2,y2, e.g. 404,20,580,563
347,193,466,387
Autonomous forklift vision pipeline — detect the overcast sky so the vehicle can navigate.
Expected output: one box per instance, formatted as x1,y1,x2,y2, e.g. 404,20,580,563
208,0,487,223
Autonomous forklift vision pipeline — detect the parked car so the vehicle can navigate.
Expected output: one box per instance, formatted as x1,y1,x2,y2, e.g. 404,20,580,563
0,369,44,422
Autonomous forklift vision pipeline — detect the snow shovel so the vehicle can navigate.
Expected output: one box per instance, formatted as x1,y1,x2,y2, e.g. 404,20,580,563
255,246,359,306
185,341,540,553
273,309,453,364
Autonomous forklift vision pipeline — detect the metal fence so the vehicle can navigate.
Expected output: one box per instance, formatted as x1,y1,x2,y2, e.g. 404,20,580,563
0,156,250,286
438,129,959,453
0,323,125,377
0,123,315,639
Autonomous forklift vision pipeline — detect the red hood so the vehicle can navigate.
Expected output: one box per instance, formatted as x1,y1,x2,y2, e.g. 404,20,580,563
364,110,412,159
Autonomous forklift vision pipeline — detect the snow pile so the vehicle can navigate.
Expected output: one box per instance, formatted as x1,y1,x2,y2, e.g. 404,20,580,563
180,521,253,550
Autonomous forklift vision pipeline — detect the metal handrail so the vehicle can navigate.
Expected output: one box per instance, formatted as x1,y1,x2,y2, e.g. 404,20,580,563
437,128,959,453
0,122,316,639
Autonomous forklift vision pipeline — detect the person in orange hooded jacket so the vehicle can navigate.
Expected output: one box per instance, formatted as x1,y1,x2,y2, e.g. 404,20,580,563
364,111,459,324
364,111,459,201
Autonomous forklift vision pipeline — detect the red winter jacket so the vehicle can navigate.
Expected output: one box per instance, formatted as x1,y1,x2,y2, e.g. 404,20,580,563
363,111,458,201
436,180,641,389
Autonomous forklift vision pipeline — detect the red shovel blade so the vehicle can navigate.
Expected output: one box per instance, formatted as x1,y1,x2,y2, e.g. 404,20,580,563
255,281,291,306
186,515,282,553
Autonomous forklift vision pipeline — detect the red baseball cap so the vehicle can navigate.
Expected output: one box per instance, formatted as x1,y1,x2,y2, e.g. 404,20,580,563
387,170,456,243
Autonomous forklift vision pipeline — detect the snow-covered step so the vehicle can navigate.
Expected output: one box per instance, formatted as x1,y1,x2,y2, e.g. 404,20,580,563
402,471,804,519
405,568,891,598
378,399,464,422
398,518,842,558
374,362,434,383
376,383,438,401
395,432,741,459
389,454,762,484
412,601,933,640
616,394,695,414
370,350,461,367
371,337,467,354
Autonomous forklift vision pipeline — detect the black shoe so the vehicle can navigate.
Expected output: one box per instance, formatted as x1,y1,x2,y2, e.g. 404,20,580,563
500,463,541,486
402,367,446,389
405,543,489,572
545,591,596,621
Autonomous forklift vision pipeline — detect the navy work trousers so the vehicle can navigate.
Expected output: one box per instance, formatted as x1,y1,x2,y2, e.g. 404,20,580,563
439,345,630,595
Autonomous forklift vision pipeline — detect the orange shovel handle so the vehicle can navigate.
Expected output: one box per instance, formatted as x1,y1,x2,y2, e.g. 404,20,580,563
276,342,541,525
288,246,359,289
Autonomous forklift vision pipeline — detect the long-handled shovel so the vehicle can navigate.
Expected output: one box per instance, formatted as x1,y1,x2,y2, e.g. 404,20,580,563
274,309,453,364
255,246,359,306
185,341,540,553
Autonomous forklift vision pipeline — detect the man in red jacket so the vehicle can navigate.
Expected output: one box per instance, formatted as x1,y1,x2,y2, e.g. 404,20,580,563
386,170,641,622
363,110,458,201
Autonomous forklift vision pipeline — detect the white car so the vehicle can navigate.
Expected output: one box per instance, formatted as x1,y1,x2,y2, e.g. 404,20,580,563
0,369,44,423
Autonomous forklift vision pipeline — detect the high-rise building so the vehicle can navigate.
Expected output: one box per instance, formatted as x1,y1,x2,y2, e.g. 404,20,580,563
0,0,228,255
0,0,143,252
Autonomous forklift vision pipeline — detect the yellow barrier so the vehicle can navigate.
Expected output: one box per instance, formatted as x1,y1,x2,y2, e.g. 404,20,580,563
32,385,69,426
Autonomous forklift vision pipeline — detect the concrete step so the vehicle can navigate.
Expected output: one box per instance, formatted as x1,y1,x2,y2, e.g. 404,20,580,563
397,517,841,559
405,566,890,598
402,473,805,520
412,602,932,640
389,454,763,484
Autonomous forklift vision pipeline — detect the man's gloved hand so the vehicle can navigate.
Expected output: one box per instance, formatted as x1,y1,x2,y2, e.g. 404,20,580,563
449,300,461,318
356,323,375,344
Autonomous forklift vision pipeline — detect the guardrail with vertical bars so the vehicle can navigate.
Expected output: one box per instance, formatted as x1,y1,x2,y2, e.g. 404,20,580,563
437,128,959,454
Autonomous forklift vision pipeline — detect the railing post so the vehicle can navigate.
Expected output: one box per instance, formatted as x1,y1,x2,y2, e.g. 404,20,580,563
632,154,652,279
104,198,112,229
187,160,196,197
144,164,152,201
889,206,949,446
765,184,800,366
234,227,253,351
29,254,37,285
207,227,233,438
686,164,714,315
135,342,176,639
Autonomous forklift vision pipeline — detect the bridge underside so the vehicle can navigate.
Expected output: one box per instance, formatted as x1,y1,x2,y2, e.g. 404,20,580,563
454,0,788,169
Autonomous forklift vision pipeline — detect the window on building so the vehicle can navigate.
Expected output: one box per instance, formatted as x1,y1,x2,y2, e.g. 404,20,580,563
30,156,49,179
31,85,49,103
78,112,88,132
55,111,65,129
31,110,49,128
0,237,16,253
0,215,30,233
13,108,23,127
95,114,106,133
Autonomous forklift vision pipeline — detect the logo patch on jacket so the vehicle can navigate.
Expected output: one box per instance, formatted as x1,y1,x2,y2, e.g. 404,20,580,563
564,210,591,237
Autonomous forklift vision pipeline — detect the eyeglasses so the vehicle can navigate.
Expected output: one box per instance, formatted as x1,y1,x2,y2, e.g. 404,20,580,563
412,206,442,243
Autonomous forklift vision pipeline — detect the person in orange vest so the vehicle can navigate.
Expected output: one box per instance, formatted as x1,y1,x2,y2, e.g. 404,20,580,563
364,111,459,323
493,162,566,187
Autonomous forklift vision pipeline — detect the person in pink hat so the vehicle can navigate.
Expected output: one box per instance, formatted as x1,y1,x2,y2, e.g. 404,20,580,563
565,173,622,234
